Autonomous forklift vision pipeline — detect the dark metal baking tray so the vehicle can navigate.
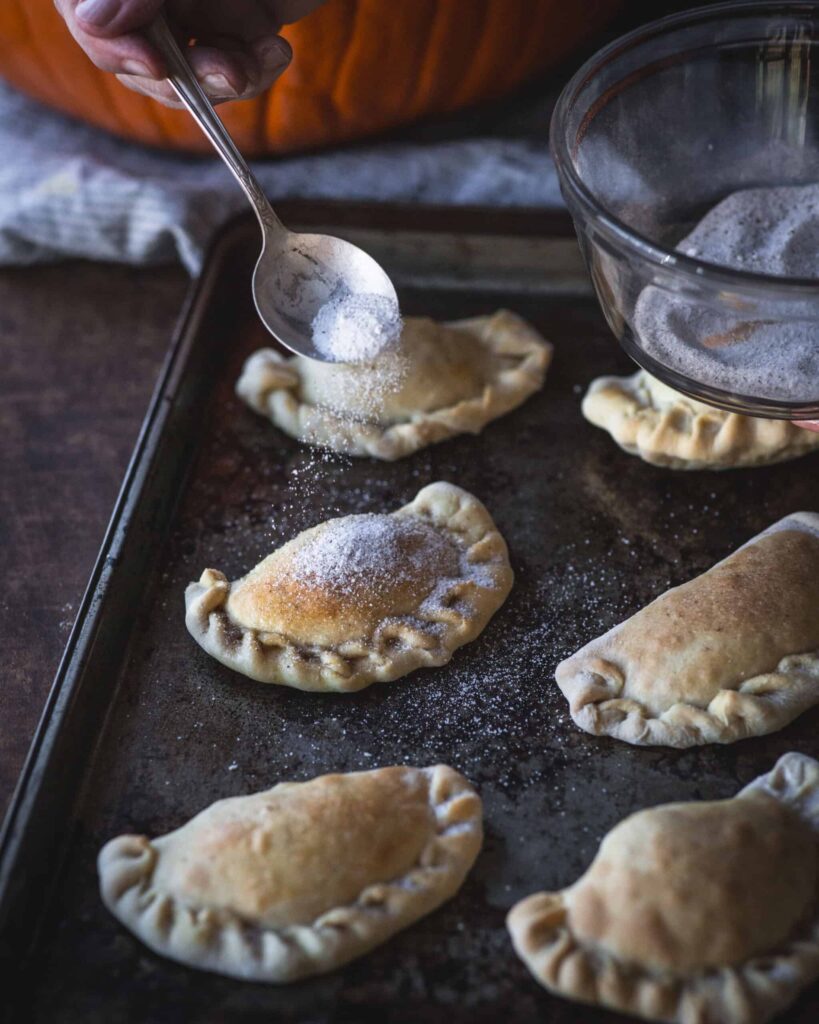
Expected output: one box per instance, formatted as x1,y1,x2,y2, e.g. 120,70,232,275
2,202,819,1024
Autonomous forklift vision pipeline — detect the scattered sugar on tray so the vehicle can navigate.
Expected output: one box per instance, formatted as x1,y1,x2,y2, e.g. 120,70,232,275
178,376,656,794
58,602,75,633
298,544,637,791
311,288,402,364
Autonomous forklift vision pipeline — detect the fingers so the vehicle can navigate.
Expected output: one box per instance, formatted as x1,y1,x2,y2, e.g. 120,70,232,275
56,0,293,107
185,44,252,98
166,3,294,100
793,421,819,432
68,29,163,78
183,36,290,100
114,75,185,106
71,0,165,36
250,33,293,73
56,0,295,108
116,39,291,105
55,0,165,77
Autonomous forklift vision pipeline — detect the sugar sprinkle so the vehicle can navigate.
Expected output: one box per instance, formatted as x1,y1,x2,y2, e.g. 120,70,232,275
311,288,402,364
289,513,456,597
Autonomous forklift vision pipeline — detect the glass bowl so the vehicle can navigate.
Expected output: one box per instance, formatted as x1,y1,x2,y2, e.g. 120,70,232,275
551,0,819,419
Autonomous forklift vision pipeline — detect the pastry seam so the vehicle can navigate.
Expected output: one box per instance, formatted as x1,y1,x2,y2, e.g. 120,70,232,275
582,370,819,470
556,513,819,747
507,752,819,1024
184,482,513,691
99,765,483,982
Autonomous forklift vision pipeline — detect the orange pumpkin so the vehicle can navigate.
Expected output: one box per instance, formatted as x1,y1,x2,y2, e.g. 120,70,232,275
0,0,622,156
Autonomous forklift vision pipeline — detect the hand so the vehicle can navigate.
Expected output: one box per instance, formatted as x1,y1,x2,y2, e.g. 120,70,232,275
794,421,819,432
55,1,326,107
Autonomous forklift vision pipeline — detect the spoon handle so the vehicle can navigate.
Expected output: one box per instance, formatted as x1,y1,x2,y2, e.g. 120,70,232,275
146,14,286,238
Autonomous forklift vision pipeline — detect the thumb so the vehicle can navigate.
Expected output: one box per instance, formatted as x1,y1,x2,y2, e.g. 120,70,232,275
73,0,166,37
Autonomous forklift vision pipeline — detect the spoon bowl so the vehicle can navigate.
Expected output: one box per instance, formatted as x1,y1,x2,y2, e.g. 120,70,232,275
251,230,398,361
148,16,398,363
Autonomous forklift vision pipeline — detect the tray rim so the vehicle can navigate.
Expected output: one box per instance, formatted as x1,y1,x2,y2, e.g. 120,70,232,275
0,218,242,914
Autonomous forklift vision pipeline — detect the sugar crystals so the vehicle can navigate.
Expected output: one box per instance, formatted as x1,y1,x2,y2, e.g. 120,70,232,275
311,288,403,364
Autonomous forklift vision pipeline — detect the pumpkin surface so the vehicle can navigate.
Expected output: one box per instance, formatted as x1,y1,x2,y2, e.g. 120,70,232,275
0,0,622,155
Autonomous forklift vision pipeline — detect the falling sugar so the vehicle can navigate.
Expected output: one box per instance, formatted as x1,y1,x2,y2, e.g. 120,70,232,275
311,288,403,364
279,302,408,522
634,182,819,402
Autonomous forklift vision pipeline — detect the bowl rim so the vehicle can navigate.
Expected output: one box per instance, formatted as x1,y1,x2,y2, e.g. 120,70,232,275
550,0,819,296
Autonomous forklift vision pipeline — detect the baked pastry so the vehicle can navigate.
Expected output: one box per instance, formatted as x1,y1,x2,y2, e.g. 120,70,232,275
556,512,819,747
236,310,551,460
185,481,512,690
99,764,482,982
508,752,819,1024
582,369,819,469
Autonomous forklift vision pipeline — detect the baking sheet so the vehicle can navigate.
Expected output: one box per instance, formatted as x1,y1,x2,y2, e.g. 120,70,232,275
3,206,819,1024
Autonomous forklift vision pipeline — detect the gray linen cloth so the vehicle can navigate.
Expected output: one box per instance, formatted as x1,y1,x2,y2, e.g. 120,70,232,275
0,80,563,274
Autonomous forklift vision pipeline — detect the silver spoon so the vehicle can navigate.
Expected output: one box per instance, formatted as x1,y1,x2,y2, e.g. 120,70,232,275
146,15,398,362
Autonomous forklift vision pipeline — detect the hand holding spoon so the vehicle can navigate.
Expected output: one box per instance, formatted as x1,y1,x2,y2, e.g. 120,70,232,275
147,15,399,363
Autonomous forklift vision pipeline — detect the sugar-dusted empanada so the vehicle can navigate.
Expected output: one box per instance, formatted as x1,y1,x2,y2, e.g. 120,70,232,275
236,310,551,460
185,482,512,691
508,752,819,1024
582,370,819,469
100,764,482,982
556,512,819,747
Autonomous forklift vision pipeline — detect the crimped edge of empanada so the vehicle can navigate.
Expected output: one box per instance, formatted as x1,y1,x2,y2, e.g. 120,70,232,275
582,370,819,470
235,310,552,461
184,482,513,691
555,512,819,748
99,764,482,983
507,752,819,1024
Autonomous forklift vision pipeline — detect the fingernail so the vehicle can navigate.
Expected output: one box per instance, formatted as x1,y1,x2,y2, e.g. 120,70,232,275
75,0,120,27
121,59,151,77
203,73,236,96
257,36,292,65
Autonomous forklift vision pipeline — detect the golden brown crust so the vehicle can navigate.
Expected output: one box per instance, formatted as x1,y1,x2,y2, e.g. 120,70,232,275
225,515,460,646
507,753,819,1024
185,482,513,691
582,370,819,470
555,514,819,747
99,765,483,982
235,311,552,461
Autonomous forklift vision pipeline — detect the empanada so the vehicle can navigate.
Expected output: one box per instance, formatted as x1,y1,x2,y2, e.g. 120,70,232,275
185,482,512,690
556,512,819,747
508,752,819,1024
582,370,819,469
236,310,551,460
99,764,482,982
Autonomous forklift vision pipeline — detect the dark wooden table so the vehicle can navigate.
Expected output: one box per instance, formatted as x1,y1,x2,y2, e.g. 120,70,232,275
0,262,188,821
